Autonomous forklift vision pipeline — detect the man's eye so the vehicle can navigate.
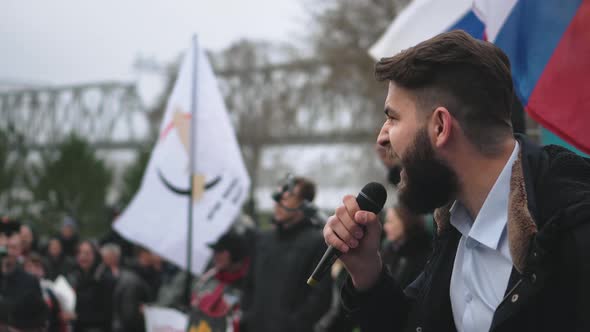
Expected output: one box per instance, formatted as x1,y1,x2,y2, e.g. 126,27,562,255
384,110,397,121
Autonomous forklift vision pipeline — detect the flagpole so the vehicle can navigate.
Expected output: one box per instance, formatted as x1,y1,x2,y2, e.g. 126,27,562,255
185,34,199,307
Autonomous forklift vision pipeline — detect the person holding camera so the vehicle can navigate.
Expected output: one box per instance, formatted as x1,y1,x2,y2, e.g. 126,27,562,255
240,176,332,332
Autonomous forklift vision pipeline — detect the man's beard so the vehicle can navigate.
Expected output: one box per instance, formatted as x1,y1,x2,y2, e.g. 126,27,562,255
396,127,459,214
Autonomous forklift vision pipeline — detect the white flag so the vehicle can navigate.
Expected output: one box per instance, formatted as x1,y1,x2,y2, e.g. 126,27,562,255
115,38,251,274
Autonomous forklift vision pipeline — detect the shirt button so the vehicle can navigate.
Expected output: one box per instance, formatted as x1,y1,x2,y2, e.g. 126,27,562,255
465,293,473,303
416,327,422,332
511,294,519,303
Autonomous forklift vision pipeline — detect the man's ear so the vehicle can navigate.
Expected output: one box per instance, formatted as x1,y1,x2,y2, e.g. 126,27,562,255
431,107,453,148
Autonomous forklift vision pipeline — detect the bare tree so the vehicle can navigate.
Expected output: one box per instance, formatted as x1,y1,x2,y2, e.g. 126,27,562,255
213,1,410,191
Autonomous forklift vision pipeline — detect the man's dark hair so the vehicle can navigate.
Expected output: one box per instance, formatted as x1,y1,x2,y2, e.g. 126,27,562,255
294,176,316,202
375,30,515,154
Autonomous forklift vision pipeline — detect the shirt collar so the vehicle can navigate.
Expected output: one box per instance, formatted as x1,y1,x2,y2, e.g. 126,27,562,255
450,141,520,251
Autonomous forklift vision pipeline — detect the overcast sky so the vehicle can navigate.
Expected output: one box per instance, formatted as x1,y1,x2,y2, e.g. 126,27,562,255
0,0,305,85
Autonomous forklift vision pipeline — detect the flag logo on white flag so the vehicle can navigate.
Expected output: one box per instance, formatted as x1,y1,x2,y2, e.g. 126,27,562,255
156,109,230,212
115,39,250,274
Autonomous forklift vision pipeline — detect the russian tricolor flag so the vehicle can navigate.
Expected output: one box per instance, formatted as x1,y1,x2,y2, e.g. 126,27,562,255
370,0,590,155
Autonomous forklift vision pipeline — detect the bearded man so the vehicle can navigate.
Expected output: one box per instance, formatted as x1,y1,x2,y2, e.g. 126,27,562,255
323,30,590,332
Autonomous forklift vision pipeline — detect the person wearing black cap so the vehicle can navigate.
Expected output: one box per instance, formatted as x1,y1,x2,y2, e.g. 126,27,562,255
0,218,48,330
59,216,80,259
187,231,250,332
240,176,332,332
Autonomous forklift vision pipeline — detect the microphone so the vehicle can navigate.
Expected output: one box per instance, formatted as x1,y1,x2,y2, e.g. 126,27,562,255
307,182,387,286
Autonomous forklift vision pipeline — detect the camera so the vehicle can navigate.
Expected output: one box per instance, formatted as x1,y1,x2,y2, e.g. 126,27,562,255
271,173,297,203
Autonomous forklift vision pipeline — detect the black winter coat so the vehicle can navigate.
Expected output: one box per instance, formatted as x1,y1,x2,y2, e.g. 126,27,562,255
341,135,590,332
69,264,115,332
241,219,333,332
0,267,48,329
381,227,432,289
45,254,75,281
112,269,151,332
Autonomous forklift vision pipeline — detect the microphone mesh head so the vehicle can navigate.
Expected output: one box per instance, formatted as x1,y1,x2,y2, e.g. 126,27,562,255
358,182,387,214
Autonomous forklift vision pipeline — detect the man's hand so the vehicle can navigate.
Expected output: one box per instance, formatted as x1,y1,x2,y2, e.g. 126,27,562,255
323,195,383,291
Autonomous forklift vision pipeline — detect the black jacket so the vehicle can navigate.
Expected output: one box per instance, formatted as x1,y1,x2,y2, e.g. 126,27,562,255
241,219,333,332
314,265,357,332
341,135,590,332
59,233,79,259
43,285,66,332
112,269,151,332
68,263,116,332
0,267,48,329
381,227,432,289
45,254,75,281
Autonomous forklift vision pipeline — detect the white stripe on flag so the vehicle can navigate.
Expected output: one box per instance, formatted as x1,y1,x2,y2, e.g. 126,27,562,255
369,0,474,60
473,0,518,42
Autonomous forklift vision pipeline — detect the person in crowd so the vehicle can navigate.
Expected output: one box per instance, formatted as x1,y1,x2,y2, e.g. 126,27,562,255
102,243,151,332
241,176,332,332
20,223,38,258
101,243,122,279
323,30,590,331
155,213,253,309
68,241,115,332
187,231,250,332
45,237,74,281
129,246,161,301
100,206,134,260
313,260,357,332
0,219,48,330
381,206,431,288
6,230,24,267
59,216,79,259
150,253,178,287
24,253,68,332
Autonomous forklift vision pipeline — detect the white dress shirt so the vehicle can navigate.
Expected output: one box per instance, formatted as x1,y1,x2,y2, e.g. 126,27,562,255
449,141,519,332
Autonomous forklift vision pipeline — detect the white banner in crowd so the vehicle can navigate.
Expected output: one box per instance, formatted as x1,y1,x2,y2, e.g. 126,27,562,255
45,275,76,314
144,306,188,332
114,38,251,274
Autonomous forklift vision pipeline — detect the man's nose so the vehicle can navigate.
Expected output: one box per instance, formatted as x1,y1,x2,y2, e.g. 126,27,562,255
377,123,390,147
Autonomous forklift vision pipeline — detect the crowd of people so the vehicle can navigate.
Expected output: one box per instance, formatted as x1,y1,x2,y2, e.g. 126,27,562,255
0,160,430,332
0,213,184,332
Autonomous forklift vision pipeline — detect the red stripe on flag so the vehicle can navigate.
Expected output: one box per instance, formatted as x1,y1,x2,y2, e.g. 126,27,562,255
526,0,590,154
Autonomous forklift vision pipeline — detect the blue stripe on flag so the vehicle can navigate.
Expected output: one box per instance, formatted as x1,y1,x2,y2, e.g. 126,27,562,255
447,11,486,40
494,0,583,104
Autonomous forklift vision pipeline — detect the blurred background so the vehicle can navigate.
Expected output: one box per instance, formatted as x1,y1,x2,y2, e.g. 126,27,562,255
0,0,413,238
1,0,587,237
